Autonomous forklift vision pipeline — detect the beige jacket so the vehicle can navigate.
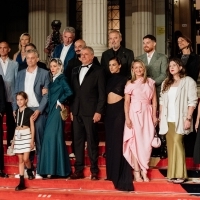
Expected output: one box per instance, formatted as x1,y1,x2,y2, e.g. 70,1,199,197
159,76,198,135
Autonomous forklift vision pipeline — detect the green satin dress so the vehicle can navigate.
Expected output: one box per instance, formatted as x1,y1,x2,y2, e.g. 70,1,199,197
38,74,73,176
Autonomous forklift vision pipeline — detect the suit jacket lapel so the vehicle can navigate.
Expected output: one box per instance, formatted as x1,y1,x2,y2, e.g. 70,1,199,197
5,59,12,77
21,69,26,91
80,64,95,85
149,51,157,66
34,67,40,87
175,78,185,101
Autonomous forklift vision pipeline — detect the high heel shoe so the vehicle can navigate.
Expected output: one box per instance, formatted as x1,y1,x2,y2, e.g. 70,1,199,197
133,170,143,182
141,170,150,182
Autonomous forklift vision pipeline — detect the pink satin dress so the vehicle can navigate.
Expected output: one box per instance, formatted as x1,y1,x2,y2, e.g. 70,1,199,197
123,78,155,173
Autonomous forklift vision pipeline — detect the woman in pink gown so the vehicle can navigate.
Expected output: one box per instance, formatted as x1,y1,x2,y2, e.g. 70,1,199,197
123,59,157,182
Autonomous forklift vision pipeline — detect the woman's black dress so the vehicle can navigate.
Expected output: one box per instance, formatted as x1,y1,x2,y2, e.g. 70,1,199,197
105,73,134,191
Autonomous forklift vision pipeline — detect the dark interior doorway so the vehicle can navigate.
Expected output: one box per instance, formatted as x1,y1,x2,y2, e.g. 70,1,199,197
0,0,28,58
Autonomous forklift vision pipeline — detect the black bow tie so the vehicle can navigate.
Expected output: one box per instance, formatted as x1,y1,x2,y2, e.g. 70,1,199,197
81,65,88,68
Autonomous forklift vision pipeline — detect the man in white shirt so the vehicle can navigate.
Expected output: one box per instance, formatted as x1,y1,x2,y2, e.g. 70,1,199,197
53,27,76,73
14,49,50,176
0,42,18,150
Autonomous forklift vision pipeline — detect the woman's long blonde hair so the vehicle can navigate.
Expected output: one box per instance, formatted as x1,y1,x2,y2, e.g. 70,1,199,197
18,33,31,51
130,59,147,83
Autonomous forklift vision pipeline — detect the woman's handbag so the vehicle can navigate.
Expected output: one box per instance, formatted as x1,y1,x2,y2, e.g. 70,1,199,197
151,129,161,148
60,107,69,121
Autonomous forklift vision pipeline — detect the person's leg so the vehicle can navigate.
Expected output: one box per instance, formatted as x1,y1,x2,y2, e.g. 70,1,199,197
82,116,99,175
15,154,26,191
131,154,143,182
72,116,85,173
5,102,15,147
34,113,46,169
23,152,34,180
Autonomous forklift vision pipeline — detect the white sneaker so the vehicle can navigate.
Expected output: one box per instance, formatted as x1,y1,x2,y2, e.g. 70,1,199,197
14,169,28,178
193,178,200,183
69,153,75,158
35,170,42,179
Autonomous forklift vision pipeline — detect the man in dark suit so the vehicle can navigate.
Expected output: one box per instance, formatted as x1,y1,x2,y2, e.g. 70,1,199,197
14,49,50,178
70,46,106,180
53,26,76,73
0,75,7,177
65,39,100,158
101,30,134,80
18,43,48,71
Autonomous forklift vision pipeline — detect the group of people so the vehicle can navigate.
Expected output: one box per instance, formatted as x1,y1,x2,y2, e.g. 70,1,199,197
0,24,200,192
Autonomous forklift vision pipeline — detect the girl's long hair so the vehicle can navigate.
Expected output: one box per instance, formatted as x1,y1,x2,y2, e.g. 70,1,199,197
130,59,147,83
162,57,186,93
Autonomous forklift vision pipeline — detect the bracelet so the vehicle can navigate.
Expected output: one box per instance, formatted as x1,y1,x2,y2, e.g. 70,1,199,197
186,118,192,122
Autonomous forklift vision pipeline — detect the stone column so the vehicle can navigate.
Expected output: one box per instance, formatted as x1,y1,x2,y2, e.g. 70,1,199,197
29,0,48,62
132,0,154,57
82,0,107,58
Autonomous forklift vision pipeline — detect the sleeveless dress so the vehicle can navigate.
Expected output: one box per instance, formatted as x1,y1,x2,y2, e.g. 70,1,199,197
123,78,155,173
16,52,26,65
105,73,134,191
38,74,73,177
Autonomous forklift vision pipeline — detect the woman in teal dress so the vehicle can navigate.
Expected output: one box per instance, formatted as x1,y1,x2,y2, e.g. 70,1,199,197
38,58,73,177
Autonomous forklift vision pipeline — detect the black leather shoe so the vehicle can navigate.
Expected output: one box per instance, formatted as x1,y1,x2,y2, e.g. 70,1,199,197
0,171,9,178
15,184,26,191
91,173,99,180
70,171,84,179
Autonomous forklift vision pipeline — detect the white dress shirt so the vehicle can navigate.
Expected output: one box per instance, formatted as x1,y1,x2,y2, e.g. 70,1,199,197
0,57,9,75
60,43,72,64
147,51,155,64
79,64,92,84
25,67,39,107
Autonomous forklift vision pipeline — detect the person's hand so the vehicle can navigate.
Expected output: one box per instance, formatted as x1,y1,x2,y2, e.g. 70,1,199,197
56,103,64,110
70,112,73,121
30,140,34,150
42,88,48,95
195,120,199,132
93,113,101,123
184,119,191,130
13,111,16,117
32,110,40,121
11,140,14,149
153,116,158,126
125,118,132,129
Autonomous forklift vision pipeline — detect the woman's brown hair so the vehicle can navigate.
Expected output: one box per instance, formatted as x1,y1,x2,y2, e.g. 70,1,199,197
162,57,186,93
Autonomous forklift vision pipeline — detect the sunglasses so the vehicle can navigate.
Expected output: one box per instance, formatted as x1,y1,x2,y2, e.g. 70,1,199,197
50,58,63,65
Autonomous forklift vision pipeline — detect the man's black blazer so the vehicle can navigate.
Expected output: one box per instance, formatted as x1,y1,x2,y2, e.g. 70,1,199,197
70,64,106,116
101,46,134,80
0,75,6,115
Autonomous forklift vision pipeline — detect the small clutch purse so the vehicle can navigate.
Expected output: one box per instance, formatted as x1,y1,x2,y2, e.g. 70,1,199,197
60,107,69,121
151,129,161,148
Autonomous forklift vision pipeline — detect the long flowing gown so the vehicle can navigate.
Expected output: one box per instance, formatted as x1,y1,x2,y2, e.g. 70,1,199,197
123,78,155,173
38,74,73,176
105,73,134,191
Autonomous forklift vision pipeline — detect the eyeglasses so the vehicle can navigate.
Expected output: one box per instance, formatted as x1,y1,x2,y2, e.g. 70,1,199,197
50,58,63,65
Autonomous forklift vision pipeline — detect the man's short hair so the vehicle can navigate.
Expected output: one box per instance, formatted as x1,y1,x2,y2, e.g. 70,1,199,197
143,34,156,42
63,27,75,37
26,49,39,58
0,41,10,48
25,43,36,49
81,46,94,55
109,30,122,38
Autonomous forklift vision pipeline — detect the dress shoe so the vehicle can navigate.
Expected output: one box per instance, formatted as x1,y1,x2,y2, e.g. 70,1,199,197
0,171,9,178
70,171,84,179
91,173,99,180
15,184,26,191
